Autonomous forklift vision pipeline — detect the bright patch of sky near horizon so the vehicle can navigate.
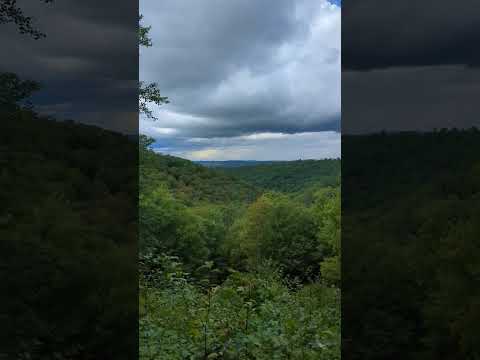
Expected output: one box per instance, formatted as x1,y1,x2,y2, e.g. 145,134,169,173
140,0,340,160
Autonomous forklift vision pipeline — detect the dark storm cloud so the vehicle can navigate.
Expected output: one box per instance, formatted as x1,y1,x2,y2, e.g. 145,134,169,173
0,0,138,132
342,0,480,133
343,65,480,133
141,0,299,90
343,0,480,70
140,0,340,159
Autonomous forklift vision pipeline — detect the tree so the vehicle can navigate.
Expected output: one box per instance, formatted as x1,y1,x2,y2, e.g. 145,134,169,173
314,188,340,285
0,0,53,39
1,0,50,113
0,72,40,112
139,15,168,119
226,193,320,280
139,134,155,151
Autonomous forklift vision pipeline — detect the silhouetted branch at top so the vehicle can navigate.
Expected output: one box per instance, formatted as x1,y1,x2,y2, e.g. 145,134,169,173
0,0,53,39
139,15,169,120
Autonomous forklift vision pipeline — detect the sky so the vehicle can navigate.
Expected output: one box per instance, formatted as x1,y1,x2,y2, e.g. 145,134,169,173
140,0,341,161
3,0,477,151
342,0,480,133
0,0,138,133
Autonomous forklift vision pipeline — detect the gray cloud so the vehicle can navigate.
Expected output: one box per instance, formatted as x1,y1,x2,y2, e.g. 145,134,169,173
140,0,340,159
147,130,341,161
342,0,480,133
343,0,480,71
343,65,480,133
0,0,138,133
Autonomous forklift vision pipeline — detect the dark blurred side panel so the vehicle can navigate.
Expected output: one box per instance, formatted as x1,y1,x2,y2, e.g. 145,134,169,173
342,1,480,359
0,1,138,358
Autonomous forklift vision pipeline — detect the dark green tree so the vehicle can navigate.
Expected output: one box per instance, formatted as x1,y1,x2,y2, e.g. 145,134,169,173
0,72,40,112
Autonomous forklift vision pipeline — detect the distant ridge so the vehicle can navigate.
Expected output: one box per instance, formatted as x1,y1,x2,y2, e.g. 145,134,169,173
195,159,332,168
141,153,260,203
195,160,276,168
213,159,341,193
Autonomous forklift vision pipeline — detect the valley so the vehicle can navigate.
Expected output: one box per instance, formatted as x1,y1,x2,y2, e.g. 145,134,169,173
139,137,341,359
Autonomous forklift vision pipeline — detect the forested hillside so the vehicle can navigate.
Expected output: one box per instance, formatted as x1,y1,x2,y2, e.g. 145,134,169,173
2,109,138,358
142,137,259,204
343,129,480,360
220,159,340,193
140,139,341,359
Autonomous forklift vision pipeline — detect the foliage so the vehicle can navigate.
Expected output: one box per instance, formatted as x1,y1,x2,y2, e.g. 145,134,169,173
224,193,320,281
0,0,53,39
342,130,480,360
140,259,340,360
0,72,41,112
139,81,169,119
314,188,341,286
139,135,341,358
140,137,260,204
138,15,152,47
139,15,168,119
1,110,138,358
1,9,139,356
221,159,340,193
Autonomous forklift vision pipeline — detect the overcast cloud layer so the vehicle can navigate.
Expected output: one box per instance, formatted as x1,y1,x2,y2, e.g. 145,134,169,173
342,0,480,133
0,0,138,133
140,0,341,160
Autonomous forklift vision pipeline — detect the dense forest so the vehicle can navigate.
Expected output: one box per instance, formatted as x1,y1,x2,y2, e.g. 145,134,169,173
343,130,480,360
141,140,259,205
138,14,340,358
1,105,138,358
219,159,340,193
1,3,140,353
139,137,341,359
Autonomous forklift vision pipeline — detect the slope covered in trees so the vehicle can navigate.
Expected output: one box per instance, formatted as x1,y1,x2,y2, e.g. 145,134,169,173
139,140,341,359
343,129,480,360
141,138,259,205
219,159,340,193
2,109,138,358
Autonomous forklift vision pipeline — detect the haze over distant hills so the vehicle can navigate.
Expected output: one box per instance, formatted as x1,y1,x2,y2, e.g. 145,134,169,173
195,160,276,168
195,159,339,168
214,159,341,193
